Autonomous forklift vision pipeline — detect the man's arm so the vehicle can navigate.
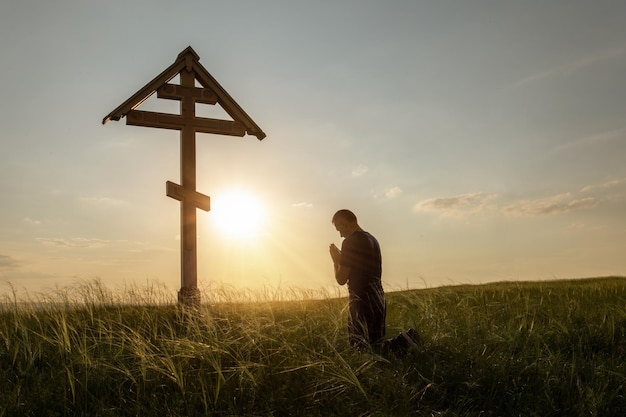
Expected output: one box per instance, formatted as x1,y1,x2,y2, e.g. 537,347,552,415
329,243,350,285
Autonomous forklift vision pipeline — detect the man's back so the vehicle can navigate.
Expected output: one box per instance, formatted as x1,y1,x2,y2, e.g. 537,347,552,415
341,230,382,294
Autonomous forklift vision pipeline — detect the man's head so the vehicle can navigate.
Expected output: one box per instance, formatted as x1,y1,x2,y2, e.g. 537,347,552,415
332,209,358,238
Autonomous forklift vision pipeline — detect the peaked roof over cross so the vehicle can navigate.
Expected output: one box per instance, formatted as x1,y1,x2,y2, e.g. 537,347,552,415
102,46,266,140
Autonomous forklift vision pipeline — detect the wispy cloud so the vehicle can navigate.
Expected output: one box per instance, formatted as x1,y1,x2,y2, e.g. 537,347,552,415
415,189,601,218
553,127,626,155
23,217,41,225
79,196,127,207
567,222,605,233
384,186,403,199
414,192,497,215
36,237,112,249
292,202,313,208
502,193,597,216
0,254,19,271
514,45,626,88
351,164,369,177
580,177,626,193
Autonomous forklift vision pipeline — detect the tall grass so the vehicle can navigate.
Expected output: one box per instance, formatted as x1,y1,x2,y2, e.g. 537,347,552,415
1,277,625,416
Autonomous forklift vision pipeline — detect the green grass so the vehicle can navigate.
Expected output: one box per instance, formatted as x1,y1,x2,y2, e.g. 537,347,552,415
1,277,625,416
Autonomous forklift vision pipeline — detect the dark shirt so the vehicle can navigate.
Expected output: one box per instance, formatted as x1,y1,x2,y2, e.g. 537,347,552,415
340,230,386,345
340,230,383,296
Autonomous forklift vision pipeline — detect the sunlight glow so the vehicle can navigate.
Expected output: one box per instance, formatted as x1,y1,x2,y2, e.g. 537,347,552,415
210,189,266,240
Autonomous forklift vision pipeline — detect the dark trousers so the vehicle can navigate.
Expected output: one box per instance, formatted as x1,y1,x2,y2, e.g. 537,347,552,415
348,291,386,347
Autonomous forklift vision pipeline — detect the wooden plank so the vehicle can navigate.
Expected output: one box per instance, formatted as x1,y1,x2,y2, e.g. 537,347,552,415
157,83,218,104
191,61,266,140
102,56,187,124
127,110,246,136
166,181,211,211
195,118,246,136
104,46,265,139
166,181,185,201
126,110,185,130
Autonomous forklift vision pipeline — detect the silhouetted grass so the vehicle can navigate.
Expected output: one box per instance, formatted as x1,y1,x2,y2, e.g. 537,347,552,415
1,277,625,416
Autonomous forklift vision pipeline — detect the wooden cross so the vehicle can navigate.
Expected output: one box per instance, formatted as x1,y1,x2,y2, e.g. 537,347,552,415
103,47,265,307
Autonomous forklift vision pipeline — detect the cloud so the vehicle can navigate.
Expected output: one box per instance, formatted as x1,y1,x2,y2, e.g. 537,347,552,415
36,237,111,249
384,186,403,199
580,178,626,193
292,202,313,208
414,192,496,215
351,164,369,177
567,222,605,233
23,217,41,225
502,193,597,216
0,254,19,271
553,127,626,155
514,45,626,88
415,189,601,218
79,196,127,207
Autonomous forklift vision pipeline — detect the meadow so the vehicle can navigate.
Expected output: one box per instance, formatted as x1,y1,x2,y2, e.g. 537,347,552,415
1,277,625,416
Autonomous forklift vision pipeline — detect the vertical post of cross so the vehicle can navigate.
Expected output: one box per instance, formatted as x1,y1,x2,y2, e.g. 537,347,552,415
178,68,201,308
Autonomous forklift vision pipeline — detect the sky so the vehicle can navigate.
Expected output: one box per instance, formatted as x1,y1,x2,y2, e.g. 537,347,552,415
1,0,625,299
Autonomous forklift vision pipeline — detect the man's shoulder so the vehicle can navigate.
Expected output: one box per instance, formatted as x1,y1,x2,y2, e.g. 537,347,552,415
355,230,378,243
344,231,375,247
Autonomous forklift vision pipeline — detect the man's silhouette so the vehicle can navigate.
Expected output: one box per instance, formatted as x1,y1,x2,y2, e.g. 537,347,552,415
329,209,386,348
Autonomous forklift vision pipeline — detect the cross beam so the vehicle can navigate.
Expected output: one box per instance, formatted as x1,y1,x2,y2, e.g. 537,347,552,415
127,110,246,136
102,47,265,308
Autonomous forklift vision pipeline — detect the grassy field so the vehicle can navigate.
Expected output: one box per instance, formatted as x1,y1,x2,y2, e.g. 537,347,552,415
1,277,625,416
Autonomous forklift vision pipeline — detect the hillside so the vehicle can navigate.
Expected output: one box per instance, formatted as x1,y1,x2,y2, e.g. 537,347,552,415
1,277,625,416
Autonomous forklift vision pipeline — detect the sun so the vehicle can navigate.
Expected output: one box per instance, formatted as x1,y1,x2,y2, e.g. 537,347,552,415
210,189,266,240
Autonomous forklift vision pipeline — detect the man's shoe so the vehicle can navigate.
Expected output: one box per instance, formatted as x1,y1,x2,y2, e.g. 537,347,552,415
404,328,423,349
